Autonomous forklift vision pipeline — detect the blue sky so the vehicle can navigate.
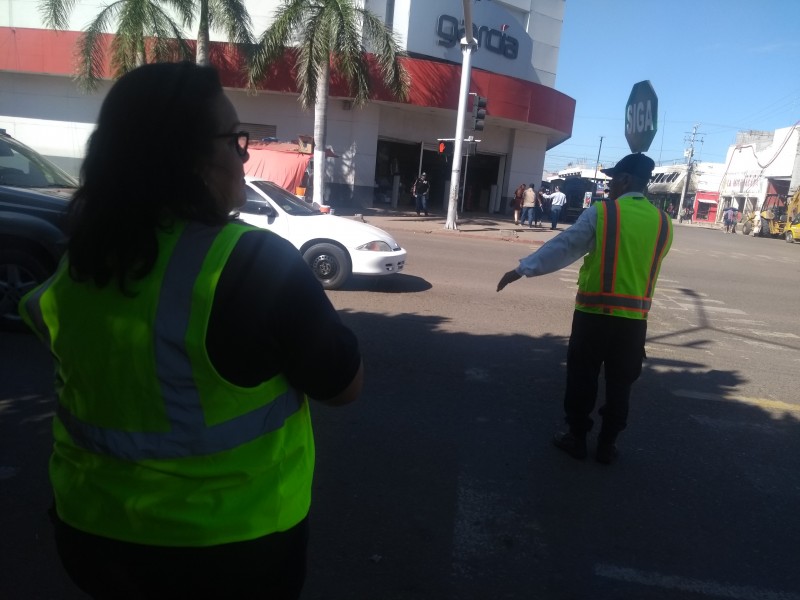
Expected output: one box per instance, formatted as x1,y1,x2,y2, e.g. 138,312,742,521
546,0,800,173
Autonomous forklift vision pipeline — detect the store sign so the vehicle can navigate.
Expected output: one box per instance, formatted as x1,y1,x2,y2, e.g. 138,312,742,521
723,172,760,194
436,14,519,60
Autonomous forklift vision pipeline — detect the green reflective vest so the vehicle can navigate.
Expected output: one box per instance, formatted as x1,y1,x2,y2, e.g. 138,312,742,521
576,196,672,319
20,221,314,546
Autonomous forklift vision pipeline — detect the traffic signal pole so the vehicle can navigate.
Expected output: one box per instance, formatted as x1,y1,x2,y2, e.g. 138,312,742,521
445,1,477,230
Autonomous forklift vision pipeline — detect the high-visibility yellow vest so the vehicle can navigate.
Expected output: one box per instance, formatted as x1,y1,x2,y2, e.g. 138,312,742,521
575,196,672,319
20,221,314,546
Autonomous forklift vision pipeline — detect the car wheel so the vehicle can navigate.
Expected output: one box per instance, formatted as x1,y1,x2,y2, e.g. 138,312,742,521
742,221,752,236
302,243,351,290
786,231,795,243
0,248,52,332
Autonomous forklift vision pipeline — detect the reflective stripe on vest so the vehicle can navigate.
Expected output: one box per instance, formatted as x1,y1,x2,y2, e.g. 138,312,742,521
51,222,302,461
575,200,670,316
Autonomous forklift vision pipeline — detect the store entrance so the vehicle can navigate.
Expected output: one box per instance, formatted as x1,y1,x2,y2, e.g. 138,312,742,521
374,139,503,214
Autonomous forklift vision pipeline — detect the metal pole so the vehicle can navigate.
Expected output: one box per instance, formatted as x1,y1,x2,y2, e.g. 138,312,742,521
445,0,477,230
460,151,470,212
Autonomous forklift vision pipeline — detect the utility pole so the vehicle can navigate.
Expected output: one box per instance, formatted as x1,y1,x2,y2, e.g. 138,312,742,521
445,0,478,230
592,136,604,192
679,124,700,212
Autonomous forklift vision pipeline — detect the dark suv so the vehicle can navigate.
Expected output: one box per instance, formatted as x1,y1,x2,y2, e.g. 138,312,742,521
0,130,77,331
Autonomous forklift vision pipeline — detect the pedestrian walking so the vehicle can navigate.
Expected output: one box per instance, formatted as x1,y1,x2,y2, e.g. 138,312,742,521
18,62,363,599
511,183,525,225
519,183,537,227
533,189,544,226
412,172,430,216
496,153,672,465
541,186,567,229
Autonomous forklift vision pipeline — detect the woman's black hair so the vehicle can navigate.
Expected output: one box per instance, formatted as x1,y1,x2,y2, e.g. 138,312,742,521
67,61,228,292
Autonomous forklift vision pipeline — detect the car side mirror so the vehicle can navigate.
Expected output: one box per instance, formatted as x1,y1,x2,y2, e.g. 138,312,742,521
258,203,276,217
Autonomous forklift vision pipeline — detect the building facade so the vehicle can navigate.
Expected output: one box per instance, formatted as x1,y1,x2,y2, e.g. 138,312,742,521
0,0,574,211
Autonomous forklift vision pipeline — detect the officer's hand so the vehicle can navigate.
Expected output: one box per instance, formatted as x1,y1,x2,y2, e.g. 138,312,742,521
497,270,522,292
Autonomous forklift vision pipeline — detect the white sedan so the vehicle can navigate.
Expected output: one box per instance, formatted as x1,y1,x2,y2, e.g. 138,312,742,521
236,178,407,289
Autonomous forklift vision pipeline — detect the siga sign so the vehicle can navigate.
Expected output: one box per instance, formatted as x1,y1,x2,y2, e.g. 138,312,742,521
625,80,658,153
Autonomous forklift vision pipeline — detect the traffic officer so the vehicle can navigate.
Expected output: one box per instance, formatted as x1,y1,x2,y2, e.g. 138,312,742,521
496,153,671,465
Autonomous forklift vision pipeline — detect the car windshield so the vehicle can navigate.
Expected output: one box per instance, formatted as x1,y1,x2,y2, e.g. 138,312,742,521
249,180,319,215
0,133,78,189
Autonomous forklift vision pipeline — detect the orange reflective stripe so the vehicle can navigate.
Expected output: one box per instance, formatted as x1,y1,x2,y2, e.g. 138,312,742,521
600,200,620,293
575,291,652,313
646,210,671,298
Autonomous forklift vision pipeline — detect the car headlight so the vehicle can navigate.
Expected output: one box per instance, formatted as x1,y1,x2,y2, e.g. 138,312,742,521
356,240,393,252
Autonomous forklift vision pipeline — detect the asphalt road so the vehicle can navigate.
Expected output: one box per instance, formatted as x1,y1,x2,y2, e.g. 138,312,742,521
2,224,799,600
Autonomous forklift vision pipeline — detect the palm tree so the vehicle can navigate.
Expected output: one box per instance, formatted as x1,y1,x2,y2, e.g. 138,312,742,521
39,0,254,91
248,0,410,206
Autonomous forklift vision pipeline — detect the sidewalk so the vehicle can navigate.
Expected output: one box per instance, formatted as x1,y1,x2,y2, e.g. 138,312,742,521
333,204,722,245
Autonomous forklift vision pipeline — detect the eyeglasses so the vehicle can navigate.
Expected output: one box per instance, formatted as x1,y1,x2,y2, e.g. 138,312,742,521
214,131,249,157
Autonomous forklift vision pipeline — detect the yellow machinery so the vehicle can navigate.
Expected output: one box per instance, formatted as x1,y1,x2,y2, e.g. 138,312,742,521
741,188,800,237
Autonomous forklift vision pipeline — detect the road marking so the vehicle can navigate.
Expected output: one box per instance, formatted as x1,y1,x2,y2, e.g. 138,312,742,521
595,563,800,600
672,389,800,416
719,327,800,339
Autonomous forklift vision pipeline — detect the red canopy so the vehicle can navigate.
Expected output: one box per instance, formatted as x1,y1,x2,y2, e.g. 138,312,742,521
243,141,336,193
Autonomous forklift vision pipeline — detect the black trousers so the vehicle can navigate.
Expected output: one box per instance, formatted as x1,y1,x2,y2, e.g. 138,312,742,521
51,507,308,600
562,310,647,442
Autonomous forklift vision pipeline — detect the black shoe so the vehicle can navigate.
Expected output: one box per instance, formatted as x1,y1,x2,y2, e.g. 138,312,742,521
552,432,587,460
595,442,618,465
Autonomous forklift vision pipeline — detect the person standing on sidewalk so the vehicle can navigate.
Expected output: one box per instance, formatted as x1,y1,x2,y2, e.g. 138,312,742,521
496,153,672,465
519,183,537,227
541,186,567,229
511,183,526,225
412,172,430,216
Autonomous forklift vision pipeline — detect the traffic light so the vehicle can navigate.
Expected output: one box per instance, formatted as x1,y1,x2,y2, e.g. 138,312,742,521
471,95,487,131
437,140,454,155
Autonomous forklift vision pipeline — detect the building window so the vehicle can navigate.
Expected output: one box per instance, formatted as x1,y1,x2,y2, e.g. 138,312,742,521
243,123,277,142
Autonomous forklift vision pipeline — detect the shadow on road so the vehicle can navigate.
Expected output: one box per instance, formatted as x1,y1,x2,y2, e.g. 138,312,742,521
2,305,799,599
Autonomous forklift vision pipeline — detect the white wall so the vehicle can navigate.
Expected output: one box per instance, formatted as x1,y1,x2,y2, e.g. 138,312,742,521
507,129,547,193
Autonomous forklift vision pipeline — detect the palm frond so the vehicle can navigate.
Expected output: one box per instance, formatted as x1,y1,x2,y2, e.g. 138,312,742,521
359,8,409,102
145,3,193,63
39,0,79,30
158,0,196,29
209,0,255,47
74,3,123,91
248,0,312,89
328,0,370,106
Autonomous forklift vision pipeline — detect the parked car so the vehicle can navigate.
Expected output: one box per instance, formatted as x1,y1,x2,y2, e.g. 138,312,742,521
0,130,77,331
237,178,407,289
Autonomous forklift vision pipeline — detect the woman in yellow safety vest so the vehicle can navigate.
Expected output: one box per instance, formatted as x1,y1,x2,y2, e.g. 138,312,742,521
20,62,363,599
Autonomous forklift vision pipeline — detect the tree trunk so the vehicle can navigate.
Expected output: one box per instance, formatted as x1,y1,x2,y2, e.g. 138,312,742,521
313,61,330,207
136,37,146,66
196,0,210,66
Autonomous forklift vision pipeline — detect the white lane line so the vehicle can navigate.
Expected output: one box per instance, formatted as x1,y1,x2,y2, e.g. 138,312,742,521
595,563,800,600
